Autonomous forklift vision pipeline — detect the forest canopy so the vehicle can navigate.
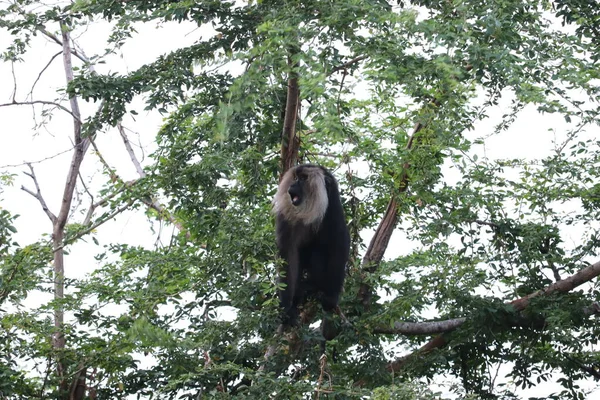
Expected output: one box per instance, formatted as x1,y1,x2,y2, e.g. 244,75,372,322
1,0,600,399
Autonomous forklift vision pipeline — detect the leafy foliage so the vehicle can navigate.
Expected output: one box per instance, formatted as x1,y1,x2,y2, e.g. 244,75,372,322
1,0,600,399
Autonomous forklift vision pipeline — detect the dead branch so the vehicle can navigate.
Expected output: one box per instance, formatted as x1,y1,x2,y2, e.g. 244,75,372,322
388,260,600,372
117,123,145,177
21,163,57,223
30,51,63,97
0,100,81,121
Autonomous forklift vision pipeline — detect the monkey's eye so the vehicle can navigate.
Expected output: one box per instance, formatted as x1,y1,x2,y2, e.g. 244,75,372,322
293,175,299,182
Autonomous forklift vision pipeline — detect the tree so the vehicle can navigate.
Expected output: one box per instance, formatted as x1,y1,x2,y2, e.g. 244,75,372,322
1,0,600,399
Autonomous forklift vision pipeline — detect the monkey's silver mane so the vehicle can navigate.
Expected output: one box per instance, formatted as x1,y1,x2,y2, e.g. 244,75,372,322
273,166,329,226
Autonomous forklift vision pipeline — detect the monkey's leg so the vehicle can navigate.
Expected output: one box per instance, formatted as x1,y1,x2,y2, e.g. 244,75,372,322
279,251,302,326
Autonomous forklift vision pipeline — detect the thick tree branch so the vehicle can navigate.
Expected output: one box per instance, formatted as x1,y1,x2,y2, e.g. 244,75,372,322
388,260,600,372
55,26,89,234
374,318,467,335
375,301,600,336
280,53,300,177
49,25,91,395
358,121,429,308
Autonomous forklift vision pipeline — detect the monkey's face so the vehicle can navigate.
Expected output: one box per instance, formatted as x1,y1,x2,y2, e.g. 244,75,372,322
287,173,306,206
273,165,329,225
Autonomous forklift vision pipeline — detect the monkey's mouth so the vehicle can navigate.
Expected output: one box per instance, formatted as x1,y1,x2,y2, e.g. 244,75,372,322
290,194,302,206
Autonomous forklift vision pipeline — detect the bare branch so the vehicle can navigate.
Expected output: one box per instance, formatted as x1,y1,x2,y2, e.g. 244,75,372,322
82,183,135,227
38,27,89,64
116,124,190,237
29,51,63,97
55,199,135,253
0,100,81,121
0,146,76,169
118,123,145,177
21,163,57,223
10,62,17,102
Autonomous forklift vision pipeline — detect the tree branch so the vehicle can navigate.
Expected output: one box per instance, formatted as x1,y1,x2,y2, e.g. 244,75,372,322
358,120,429,308
38,26,88,64
280,52,300,177
116,124,190,237
374,318,467,335
56,199,136,253
118,123,146,177
330,55,367,74
0,100,81,121
388,260,600,372
21,163,57,223
29,51,63,97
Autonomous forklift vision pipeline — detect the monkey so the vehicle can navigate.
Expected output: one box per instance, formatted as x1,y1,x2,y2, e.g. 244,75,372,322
272,164,350,340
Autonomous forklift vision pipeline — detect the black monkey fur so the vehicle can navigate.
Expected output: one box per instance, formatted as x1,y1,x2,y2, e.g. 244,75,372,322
273,164,350,338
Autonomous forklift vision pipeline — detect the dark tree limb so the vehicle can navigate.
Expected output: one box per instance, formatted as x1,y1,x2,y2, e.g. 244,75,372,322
358,120,429,308
280,70,300,177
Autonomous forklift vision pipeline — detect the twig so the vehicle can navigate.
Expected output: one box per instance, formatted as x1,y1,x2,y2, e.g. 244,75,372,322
29,51,63,98
10,62,17,102
0,146,75,169
315,354,331,399
0,100,81,122
55,199,135,253
21,163,57,223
